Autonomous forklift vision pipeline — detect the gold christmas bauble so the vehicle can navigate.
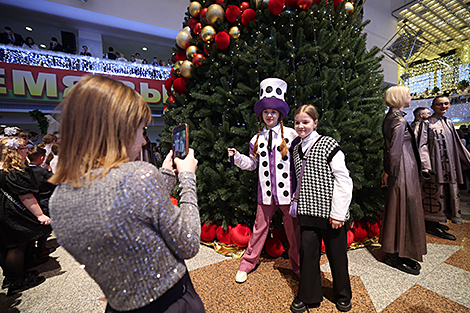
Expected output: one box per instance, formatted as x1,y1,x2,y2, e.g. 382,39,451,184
186,45,198,59
345,2,354,14
174,60,183,75
189,1,202,17
201,25,216,43
176,30,192,49
229,26,241,39
206,4,225,25
180,60,193,79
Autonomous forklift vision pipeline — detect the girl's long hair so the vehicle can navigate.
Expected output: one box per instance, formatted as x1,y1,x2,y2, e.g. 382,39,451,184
252,113,288,158
0,138,25,172
49,75,151,187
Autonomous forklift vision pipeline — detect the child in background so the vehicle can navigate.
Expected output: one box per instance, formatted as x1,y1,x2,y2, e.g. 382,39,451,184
289,105,353,313
227,78,300,283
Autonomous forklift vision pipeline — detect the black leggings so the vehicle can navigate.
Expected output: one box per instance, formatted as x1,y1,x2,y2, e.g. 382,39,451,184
0,242,30,283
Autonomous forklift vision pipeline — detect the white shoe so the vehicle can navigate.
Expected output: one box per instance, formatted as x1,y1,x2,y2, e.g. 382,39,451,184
235,270,247,283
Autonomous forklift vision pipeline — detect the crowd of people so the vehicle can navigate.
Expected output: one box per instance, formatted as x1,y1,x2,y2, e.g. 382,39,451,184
0,75,469,313
1,26,171,67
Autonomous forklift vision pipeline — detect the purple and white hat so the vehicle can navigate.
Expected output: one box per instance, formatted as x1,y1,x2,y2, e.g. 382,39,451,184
254,78,289,118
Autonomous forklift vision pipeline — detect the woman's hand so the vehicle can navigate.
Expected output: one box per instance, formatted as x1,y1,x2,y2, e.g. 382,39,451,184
329,217,344,229
37,214,51,225
227,148,237,161
162,150,174,171
174,148,198,173
381,171,389,187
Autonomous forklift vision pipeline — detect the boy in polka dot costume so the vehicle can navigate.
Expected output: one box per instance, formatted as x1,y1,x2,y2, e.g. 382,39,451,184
227,78,300,283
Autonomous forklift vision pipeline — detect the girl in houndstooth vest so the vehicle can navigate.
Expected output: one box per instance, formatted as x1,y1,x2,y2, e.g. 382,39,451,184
227,78,300,284
289,105,353,313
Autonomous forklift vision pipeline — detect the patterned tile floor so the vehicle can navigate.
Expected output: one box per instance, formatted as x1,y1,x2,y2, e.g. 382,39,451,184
1,192,469,312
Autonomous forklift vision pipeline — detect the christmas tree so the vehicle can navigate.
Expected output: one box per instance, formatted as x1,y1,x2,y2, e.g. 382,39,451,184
161,0,387,229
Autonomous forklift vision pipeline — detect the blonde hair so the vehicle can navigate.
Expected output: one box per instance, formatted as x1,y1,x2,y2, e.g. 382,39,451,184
0,137,25,172
384,85,409,109
49,75,151,187
294,104,320,122
252,111,288,158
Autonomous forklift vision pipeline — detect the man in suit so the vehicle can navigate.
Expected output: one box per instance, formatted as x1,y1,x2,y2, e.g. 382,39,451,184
1,26,24,46
50,37,64,52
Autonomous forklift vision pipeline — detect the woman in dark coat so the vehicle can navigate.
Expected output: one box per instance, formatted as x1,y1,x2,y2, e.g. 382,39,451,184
380,85,427,275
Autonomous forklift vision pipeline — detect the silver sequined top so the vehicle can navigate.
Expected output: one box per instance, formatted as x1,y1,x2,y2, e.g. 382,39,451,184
49,161,200,311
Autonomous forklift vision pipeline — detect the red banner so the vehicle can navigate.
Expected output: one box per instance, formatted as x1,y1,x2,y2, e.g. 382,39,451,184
0,62,168,108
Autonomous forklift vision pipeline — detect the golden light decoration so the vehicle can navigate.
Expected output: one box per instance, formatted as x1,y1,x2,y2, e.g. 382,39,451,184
174,60,183,75
189,1,202,18
181,60,193,79
345,2,354,14
201,25,216,43
176,29,192,49
206,4,225,25
229,26,241,39
186,45,198,59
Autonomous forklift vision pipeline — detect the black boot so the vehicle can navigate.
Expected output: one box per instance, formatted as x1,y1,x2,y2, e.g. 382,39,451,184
402,258,421,271
437,223,450,231
384,253,420,275
425,221,456,240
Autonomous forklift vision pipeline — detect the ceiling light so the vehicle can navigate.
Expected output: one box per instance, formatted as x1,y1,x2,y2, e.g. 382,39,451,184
40,44,46,49
25,26,33,31
142,47,148,51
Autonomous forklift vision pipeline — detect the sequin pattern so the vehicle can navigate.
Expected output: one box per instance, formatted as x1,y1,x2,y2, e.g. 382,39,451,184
49,162,200,311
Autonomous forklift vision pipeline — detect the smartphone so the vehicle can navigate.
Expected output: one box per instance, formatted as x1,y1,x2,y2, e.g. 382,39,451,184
172,123,189,160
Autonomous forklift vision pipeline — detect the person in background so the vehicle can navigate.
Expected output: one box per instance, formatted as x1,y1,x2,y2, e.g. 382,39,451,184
1,26,24,46
52,131,61,144
117,52,127,62
105,47,116,60
411,107,431,137
130,54,136,63
134,52,143,64
151,57,159,66
49,75,205,313
27,132,39,149
38,134,57,167
380,86,427,277
45,143,59,173
418,95,470,240
79,45,91,56
50,37,63,52
22,37,38,49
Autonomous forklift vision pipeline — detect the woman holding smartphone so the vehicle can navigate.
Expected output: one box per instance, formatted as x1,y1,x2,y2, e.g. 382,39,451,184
49,75,205,313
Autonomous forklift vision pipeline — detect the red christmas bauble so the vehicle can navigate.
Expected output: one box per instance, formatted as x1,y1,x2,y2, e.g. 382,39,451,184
167,95,176,104
194,23,202,35
321,239,325,252
297,0,313,10
175,50,187,61
201,223,217,242
164,77,174,92
265,238,285,258
241,8,256,26
170,68,178,78
352,221,367,242
366,221,381,238
200,8,208,20
272,227,288,243
214,31,230,50
173,77,188,94
170,196,178,206
188,17,198,30
231,224,252,247
216,0,224,4
269,0,285,15
216,225,232,244
192,53,205,65
333,0,343,10
240,2,250,11
315,0,329,4
226,5,241,23
347,230,354,248
286,0,297,8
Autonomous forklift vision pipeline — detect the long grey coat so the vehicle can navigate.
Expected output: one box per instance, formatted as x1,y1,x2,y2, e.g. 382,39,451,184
380,108,427,262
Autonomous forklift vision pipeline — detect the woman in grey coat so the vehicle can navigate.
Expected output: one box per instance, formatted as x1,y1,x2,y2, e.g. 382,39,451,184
381,85,427,275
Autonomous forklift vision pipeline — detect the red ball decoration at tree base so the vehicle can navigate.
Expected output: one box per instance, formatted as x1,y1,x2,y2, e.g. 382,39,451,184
173,77,188,94
366,221,381,238
240,2,250,11
214,31,230,50
272,227,287,243
347,230,355,248
268,0,285,15
175,50,187,62
241,8,256,26
297,0,313,10
226,5,241,23
265,238,285,258
216,225,232,244
352,221,367,242
166,95,176,104
192,53,205,65
216,0,224,4
201,223,217,242
333,0,344,10
286,0,297,8
231,224,252,247
164,77,174,92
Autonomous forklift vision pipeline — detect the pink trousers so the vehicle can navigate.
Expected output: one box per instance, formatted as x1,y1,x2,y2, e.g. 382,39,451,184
238,202,300,276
